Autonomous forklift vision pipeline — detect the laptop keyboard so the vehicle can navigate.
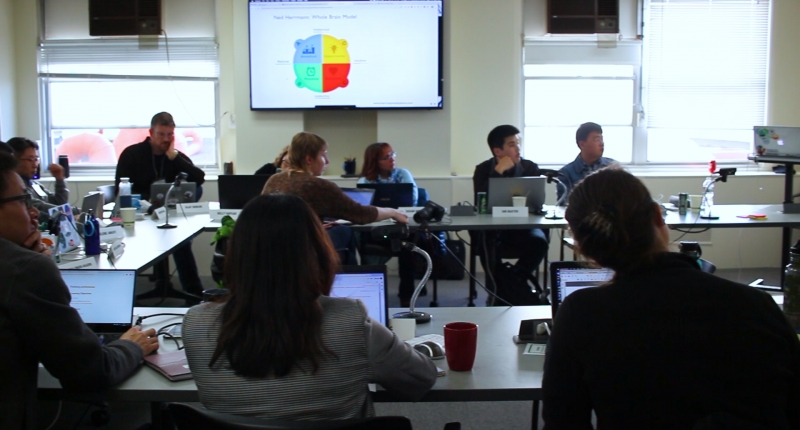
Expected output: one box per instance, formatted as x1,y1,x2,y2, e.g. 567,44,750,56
98,333,122,345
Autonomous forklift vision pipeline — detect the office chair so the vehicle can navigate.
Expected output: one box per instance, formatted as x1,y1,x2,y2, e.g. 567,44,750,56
168,403,414,430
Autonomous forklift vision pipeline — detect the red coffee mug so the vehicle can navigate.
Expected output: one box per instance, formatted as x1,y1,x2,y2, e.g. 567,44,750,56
444,322,478,371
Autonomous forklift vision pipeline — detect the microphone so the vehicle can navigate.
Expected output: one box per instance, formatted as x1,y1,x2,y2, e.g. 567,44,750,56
371,224,432,324
538,169,567,219
157,173,189,230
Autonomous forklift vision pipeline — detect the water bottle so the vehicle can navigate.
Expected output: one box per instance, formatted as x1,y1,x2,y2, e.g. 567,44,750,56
84,209,101,256
119,177,132,208
784,240,800,333
699,177,715,219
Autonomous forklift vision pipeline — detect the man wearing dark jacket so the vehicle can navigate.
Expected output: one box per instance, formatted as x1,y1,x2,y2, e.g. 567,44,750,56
115,112,206,297
472,125,549,305
0,151,158,429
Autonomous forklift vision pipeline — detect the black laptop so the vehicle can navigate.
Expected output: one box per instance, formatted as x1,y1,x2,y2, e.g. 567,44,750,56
550,261,614,318
59,270,137,343
357,183,415,208
340,188,375,206
219,174,273,209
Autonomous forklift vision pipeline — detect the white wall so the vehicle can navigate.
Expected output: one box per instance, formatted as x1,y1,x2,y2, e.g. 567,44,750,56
0,0,14,139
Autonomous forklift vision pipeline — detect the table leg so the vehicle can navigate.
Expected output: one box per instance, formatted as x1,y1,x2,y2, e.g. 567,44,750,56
531,399,540,430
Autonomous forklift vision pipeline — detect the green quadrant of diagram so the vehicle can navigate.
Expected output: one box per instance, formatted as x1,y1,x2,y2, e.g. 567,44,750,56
295,64,323,92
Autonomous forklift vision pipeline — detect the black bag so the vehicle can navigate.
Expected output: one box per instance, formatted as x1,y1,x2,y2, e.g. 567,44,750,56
487,262,543,306
414,233,466,281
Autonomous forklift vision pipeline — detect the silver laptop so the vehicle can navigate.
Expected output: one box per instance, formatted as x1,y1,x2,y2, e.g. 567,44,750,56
487,176,547,214
329,265,388,326
81,191,105,216
340,188,375,206
150,182,197,208
753,126,800,161
59,270,137,342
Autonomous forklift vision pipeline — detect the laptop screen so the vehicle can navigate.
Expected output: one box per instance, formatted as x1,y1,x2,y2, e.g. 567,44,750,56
219,174,273,209
550,262,614,317
59,270,136,333
340,188,375,206
356,183,415,208
329,266,388,326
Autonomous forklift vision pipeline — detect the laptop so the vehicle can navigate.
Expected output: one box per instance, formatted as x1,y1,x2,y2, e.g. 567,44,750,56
357,183,415,208
59,270,137,342
150,182,197,209
487,176,547,214
81,191,105,216
219,174,273,209
329,265,388,326
340,188,376,206
550,261,614,318
753,126,800,161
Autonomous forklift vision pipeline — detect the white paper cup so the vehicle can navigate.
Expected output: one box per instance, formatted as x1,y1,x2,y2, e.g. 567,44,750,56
120,207,137,226
688,195,702,211
512,196,527,207
389,317,416,341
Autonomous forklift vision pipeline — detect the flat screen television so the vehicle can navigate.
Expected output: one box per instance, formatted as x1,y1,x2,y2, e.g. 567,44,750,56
248,0,443,110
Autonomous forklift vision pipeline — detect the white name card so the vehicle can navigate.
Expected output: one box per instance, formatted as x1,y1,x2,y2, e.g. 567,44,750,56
109,241,125,261
99,226,125,242
177,201,209,215
492,207,528,217
153,207,167,220
397,207,423,217
58,257,99,270
211,209,242,221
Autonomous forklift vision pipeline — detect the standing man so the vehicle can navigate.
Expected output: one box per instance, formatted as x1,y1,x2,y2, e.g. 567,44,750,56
115,112,206,298
473,125,549,305
0,151,158,429
557,122,615,202
7,137,69,221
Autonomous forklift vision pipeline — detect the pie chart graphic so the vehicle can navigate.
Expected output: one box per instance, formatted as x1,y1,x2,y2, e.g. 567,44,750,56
293,35,351,93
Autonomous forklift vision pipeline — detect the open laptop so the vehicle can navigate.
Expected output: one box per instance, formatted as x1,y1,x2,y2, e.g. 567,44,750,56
753,126,800,161
59,270,137,342
550,261,614,318
81,191,105,216
340,188,376,206
150,182,197,209
329,265,388,326
487,176,547,214
357,183,415,208
219,174,273,209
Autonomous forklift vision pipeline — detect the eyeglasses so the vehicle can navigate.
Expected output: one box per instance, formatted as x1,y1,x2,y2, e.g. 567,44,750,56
19,156,40,163
380,151,397,161
0,192,33,209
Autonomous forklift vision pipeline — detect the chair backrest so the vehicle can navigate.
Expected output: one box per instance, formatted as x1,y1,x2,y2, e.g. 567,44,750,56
168,403,413,430
416,187,429,207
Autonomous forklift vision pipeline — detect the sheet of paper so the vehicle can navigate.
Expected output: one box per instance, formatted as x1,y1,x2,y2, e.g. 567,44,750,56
523,343,546,355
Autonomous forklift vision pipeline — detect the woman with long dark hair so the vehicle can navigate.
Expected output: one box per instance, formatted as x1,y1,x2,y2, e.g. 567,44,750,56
542,167,800,429
183,194,436,420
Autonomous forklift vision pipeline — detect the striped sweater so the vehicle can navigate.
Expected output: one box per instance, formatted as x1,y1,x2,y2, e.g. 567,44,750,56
183,296,436,420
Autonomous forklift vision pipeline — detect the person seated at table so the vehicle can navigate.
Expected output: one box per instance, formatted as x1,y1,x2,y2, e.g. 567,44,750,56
0,151,158,429
556,122,615,203
115,112,206,297
263,132,408,265
542,167,800,429
7,137,69,221
255,145,290,175
472,124,549,305
183,194,436,420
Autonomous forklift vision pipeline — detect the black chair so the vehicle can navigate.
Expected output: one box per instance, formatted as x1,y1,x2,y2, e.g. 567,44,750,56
168,403,414,430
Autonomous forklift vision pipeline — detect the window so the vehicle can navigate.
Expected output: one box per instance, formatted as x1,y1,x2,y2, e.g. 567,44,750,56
38,0,219,172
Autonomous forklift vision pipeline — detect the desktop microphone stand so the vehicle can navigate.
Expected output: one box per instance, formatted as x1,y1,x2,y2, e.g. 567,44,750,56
392,241,433,324
157,183,178,229
545,176,566,220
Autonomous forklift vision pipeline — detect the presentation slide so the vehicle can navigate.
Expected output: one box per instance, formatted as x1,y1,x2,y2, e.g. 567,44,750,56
249,0,442,109
61,271,136,324
330,273,387,324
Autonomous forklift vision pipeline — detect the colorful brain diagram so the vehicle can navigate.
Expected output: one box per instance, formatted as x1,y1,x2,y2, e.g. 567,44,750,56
294,35,351,93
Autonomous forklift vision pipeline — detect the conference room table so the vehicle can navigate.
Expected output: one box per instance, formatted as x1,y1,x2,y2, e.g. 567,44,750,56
38,305,552,430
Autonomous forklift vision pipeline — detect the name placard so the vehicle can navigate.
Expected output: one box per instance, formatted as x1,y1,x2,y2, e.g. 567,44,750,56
211,209,242,221
58,257,99,270
153,207,167,220
109,241,125,261
492,207,528,218
99,226,125,242
397,207,424,217
177,201,209,215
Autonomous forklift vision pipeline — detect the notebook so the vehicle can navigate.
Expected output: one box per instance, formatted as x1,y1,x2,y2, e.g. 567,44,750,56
218,174,273,209
340,187,375,206
144,349,192,381
357,183,414,208
329,265,388,326
550,261,614,318
59,270,136,342
753,126,800,161
487,176,546,214
150,182,197,209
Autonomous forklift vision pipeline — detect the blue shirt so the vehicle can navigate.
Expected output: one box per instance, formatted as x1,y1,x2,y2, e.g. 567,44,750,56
557,155,615,203
357,168,418,206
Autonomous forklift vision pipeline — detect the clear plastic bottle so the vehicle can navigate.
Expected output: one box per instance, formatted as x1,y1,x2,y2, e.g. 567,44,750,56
784,240,800,333
699,176,715,218
119,177,132,208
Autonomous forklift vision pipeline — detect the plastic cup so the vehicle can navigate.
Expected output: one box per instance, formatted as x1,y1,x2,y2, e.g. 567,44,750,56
120,207,136,226
444,322,478,371
512,196,527,207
